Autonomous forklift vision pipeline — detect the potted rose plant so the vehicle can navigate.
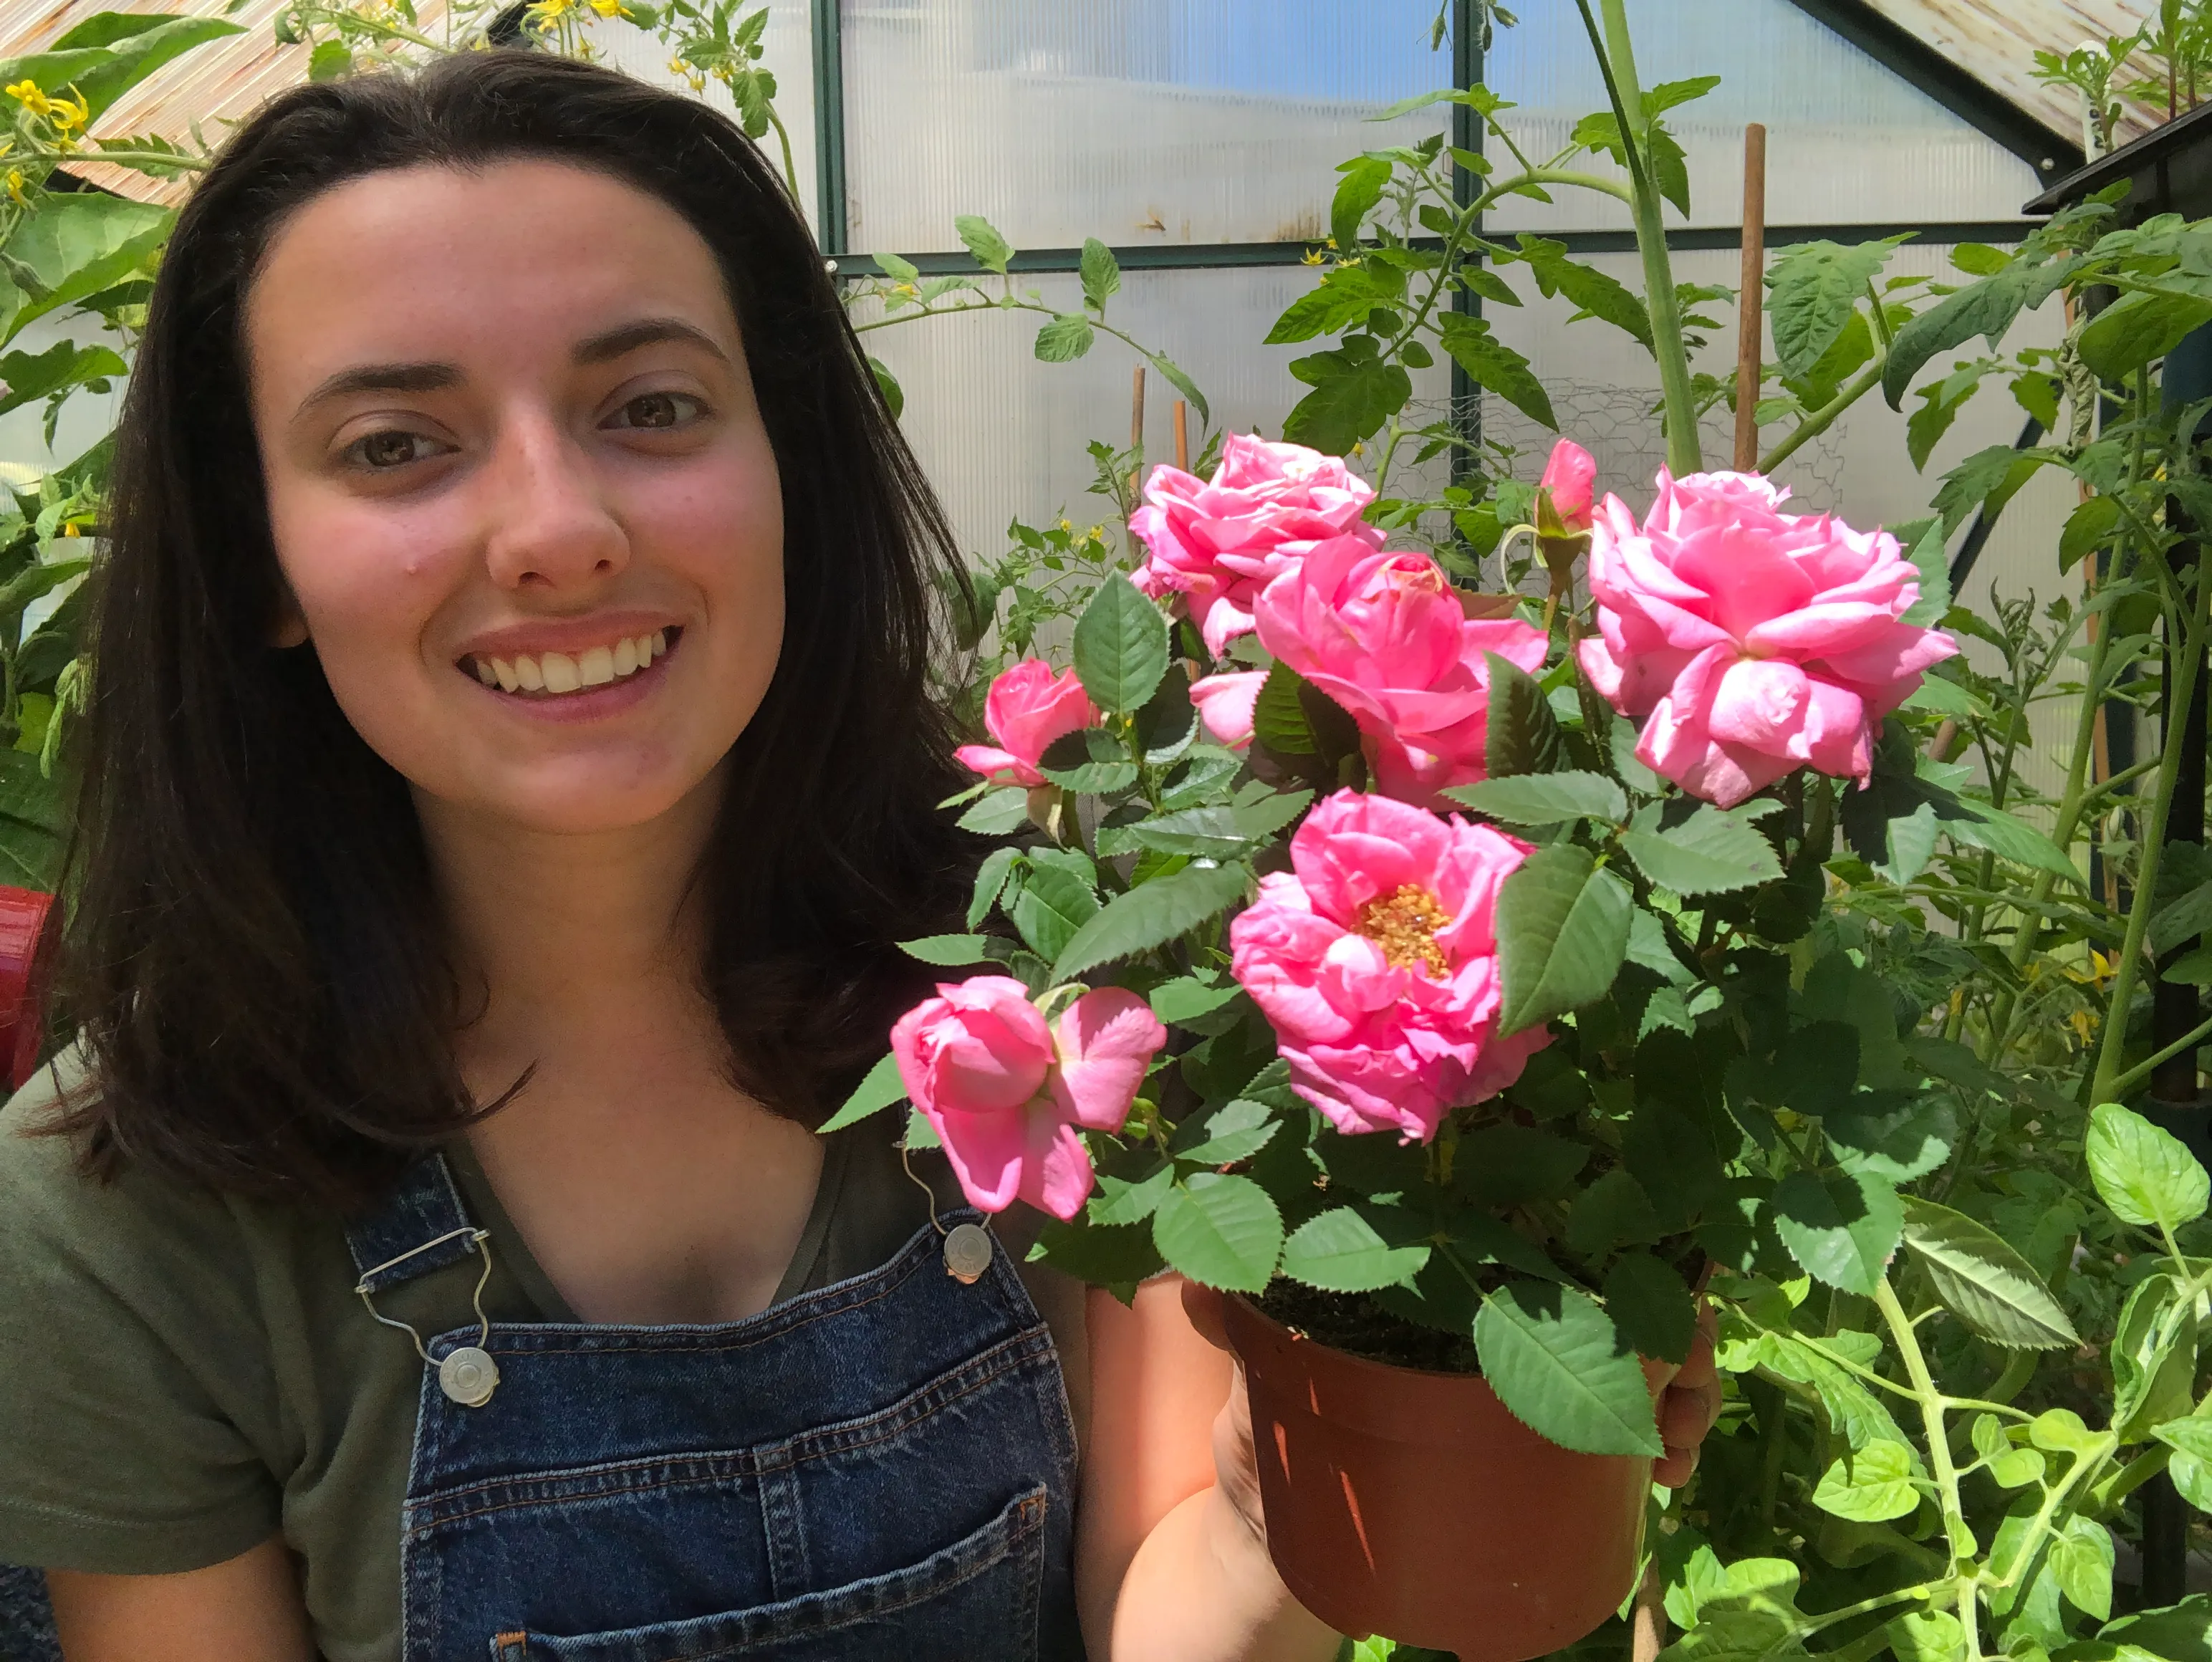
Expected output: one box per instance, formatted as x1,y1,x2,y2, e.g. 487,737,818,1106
821,427,2016,1658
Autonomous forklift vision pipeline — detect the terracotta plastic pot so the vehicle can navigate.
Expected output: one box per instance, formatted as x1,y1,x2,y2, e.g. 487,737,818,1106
1223,1293,1666,1662
0,885,52,1091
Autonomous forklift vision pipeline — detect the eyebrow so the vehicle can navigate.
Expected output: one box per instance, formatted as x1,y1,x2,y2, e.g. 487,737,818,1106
293,319,728,421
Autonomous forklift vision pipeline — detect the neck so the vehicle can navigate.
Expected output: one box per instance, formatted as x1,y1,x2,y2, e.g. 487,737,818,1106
418,767,725,1069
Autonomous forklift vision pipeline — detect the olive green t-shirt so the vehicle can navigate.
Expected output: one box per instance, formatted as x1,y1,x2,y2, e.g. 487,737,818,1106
0,1056,1085,1662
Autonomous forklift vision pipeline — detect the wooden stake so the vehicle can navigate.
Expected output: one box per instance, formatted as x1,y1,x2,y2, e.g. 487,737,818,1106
1173,399,1189,472
1631,1565,1666,1662
1733,123,1768,473
1130,365,1147,498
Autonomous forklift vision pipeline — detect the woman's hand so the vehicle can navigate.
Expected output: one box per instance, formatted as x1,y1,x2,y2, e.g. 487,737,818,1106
1176,1280,1269,1548
1655,1302,1724,1488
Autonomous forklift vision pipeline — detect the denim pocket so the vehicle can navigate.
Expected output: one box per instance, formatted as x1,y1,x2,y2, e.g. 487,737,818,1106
484,1485,1049,1662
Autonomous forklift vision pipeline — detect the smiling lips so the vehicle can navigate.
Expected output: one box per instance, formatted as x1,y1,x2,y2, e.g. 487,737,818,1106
467,628,670,696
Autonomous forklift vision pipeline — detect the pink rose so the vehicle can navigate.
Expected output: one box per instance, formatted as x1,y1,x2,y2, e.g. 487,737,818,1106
1539,438,1597,532
1229,790,1549,1141
1575,469,1958,809
953,659,1100,788
1190,671,1267,750
1130,433,1384,656
1254,536,1549,804
893,976,1165,1220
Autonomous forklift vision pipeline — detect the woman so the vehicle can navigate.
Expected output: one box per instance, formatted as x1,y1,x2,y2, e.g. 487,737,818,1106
0,50,1718,1661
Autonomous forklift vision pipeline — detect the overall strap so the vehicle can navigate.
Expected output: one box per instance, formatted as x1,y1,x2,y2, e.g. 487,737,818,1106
345,1154,483,1295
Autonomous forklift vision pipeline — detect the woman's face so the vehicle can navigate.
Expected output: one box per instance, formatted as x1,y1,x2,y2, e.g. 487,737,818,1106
244,158,784,837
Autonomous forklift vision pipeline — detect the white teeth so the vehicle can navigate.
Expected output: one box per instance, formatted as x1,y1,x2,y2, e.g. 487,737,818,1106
472,630,670,695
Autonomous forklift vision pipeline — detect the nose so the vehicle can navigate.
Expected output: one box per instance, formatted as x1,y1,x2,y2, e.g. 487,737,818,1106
478,413,630,592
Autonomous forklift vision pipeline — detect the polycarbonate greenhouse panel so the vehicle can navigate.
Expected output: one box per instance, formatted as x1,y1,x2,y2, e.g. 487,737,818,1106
1481,0,2045,231
838,0,1455,254
855,266,1450,560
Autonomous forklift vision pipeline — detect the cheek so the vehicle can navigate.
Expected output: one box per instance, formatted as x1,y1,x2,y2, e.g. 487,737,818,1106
650,457,787,710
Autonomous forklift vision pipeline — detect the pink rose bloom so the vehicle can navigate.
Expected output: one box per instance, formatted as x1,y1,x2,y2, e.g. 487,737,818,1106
1539,438,1597,532
1230,790,1549,1141
953,659,1100,788
1575,469,1958,809
1254,536,1549,805
1189,671,1267,750
1130,433,1384,656
893,976,1165,1220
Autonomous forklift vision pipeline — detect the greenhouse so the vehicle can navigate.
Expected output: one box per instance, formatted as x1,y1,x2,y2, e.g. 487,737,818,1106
4,1,2212,1661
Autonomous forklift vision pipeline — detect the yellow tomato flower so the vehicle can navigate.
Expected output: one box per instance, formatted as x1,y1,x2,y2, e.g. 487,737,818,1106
4,80,51,118
1299,247,1326,266
587,0,628,17
46,88,88,133
6,168,27,206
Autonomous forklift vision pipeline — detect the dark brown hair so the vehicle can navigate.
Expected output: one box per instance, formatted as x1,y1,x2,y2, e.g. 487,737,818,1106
53,49,973,1206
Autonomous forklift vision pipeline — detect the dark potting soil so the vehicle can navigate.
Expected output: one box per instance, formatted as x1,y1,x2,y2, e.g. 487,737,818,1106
1255,1279,1481,1374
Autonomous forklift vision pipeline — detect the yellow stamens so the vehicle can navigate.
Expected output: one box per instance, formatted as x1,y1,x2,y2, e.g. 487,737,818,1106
1355,884,1451,978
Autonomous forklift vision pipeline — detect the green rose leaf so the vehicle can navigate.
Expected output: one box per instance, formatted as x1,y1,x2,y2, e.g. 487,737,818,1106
1484,651,1562,779
1445,769,1627,827
1038,728,1138,795
1602,1250,1696,1365
966,845,1022,929
1473,1280,1662,1456
816,1050,905,1133
956,786,1031,835
2087,1102,2211,1232
1071,574,1169,714
1280,1206,1431,1293
1898,1196,2078,1350
1812,1438,1920,1522
896,933,999,966
1496,845,1632,1037
1770,1168,1904,1297
1009,860,1100,962
1051,861,1249,981
1152,1172,1284,1292
1251,661,1319,755
1622,804,1783,897
1088,1165,1173,1227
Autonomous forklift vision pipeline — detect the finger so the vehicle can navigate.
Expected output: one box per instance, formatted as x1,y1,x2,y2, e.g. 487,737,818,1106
1180,1276,1232,1351
1653,1444,1700,1489
1672,1307,1720,1391
1660,1378,1718,1448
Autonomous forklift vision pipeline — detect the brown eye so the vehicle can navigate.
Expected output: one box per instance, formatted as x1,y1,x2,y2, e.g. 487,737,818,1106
347,429,442,470
607,391,700,431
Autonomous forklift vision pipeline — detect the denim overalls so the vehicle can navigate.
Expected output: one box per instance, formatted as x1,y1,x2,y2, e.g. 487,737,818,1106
344,1156,1084,1662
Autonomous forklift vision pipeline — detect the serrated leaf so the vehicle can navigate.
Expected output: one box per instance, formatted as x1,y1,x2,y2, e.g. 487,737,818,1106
1900,1196,2078,1349
1822,1092,1953,1182
1009,861,1099,961
1940,796,2082,883
1071,574,1168,714
1812,1438,1920,1521
1331,155,1391,250
1251,660,1318,755
1079,237,1120,310
898,933,997,966
957,786,1030,835
954,213,1012,274
1496,845,1632,1036
1900,519,1951,628
1439,312,1556,429
1052,861,1249,981
1034,313,1095,362
1176,1118,1279,1166
1152,1172,1283,1292
1603,1250,1696,1364
967,845,1021,930
1281,1206,1430,1292
1473,1281,1661,1456
1089,1165,1173,1226
1622,805,1783,896
1766,239,1898,379
2061,493,2123,573
1484,651,1562,779
1283,336,1411,453
1446,769,1625,827
2081,287,2212,380
816,1050,905,1133
1149,974,1240,1024
2087,1101,2210,1231
1037,727,1138,794
1771,1168,1904,1296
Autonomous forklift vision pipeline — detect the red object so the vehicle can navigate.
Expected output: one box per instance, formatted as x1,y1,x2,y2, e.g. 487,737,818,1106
0,885,54,1091
1223,1293,1665,1662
